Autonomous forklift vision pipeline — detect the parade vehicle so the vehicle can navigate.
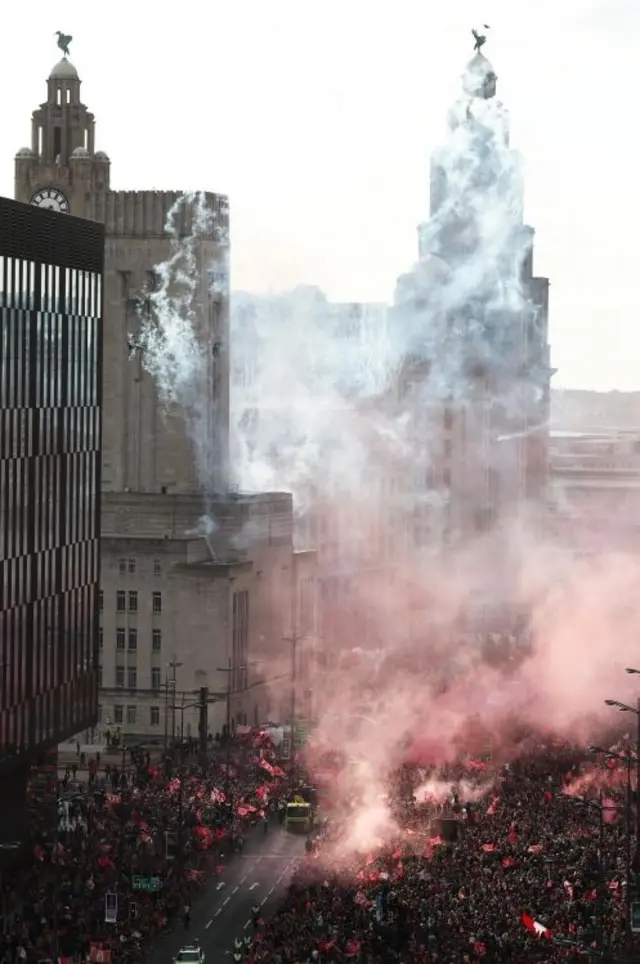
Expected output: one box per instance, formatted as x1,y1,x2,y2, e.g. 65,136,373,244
284,798,313,833
174,944,205,964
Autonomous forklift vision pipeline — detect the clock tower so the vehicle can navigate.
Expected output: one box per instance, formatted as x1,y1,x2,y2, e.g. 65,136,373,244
14,56,110,219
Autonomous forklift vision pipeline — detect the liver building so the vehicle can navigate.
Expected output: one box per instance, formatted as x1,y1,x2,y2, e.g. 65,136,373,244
13,46,314,740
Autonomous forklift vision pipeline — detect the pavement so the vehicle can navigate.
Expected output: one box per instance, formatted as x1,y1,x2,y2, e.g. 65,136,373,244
150,823,305,962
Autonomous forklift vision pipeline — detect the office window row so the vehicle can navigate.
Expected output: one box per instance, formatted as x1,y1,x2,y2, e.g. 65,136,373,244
0,452,97,560
99,628,161,653
0,540,99,612
0,406,99,460
114,590,162,614
100,666,165,691
114,666,138,689
108,705,160,726
117,558,163,576
0,309,99,409
0,258,102,317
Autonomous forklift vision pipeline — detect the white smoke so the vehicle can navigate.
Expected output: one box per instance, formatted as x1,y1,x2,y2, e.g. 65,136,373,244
137,191,229,496
231,50,547,544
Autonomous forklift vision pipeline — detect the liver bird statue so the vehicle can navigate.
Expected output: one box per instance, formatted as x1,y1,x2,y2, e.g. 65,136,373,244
472,26,490,53
55,31,72,58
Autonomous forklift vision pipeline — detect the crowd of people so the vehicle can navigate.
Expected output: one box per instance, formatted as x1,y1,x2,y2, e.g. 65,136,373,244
1,725,639,964
251,740,639,963
0,734,289,964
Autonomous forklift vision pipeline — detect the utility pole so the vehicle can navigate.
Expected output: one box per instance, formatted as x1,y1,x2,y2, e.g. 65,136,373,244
168,658,182,745
283,634,308,760
198,685,209,765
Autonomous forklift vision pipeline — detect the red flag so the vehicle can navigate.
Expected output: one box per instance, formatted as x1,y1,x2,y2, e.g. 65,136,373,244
482,843,496,853
345,939,361,956
521,913,553,939
508,823,517,845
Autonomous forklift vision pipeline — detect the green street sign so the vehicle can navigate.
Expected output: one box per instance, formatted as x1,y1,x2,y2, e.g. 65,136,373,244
132,876,162,892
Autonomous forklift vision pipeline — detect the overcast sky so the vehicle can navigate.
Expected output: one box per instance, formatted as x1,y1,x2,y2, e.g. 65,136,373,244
1,0,638,391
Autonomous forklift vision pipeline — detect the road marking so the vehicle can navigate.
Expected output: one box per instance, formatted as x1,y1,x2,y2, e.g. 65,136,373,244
243,919,251,930
214,908,222,918
231,885,239,895
240,875,247,884
216,882,225,891
249,882,259,891
205,919,213,930
222,896,230,907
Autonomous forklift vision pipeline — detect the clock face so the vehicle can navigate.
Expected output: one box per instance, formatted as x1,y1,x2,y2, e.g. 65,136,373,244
30,188,69,214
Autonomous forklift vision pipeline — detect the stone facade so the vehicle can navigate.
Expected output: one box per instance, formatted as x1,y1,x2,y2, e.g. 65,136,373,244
14,56,318,738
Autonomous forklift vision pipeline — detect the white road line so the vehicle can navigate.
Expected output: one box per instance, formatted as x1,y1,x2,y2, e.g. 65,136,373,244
249,882,259,891
216,882,225,891
240,875,247,884
231,886,239,895
214,908,222,918
205,919,213,930
222,896,231,907
243,919,251,930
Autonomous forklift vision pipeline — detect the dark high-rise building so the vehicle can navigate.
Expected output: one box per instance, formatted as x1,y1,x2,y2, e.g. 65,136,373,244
0,196,103,838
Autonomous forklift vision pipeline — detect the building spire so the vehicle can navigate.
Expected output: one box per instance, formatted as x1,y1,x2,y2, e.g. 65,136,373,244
463,26,497,100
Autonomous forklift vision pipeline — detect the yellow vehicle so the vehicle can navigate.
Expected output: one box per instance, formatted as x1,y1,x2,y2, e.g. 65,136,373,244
284,799,313,833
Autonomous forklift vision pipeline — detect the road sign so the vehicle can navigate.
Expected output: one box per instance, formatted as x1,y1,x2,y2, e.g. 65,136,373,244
132,876,162,892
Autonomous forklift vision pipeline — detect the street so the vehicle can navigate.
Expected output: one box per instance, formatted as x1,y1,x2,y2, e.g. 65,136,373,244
150,824,305,962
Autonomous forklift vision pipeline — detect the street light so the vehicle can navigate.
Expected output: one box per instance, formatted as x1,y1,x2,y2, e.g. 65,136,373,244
282,633,310,758
167,659,183,744
604,694,640,842
566,792,617,957
590,745,634,937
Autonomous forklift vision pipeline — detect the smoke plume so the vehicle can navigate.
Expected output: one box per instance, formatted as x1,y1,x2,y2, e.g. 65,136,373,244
138,50,640,853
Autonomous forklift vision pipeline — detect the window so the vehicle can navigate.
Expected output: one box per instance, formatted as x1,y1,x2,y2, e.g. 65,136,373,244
128,628,137,651
118,558,126,574
97,665,103,688
128,590,138,613
150,706,160,726
99,590,104,611
153,559,162,576
152,629,162,652
99,627,104,650
126,705,137,725
128,558,136,573
116,590,126,613
116,628,125,650
115,666,125,687
152,592,162,614
127,667,137,689
151,667,162,691
114,705,123,723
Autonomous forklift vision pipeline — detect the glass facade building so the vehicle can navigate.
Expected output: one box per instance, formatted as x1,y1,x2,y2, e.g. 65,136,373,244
0,196,103,766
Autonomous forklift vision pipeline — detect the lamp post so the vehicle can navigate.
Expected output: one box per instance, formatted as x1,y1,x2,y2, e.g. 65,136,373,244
282,634,309,760
167,658,183,745
604,692,640,842
568,792,618,960
163,676,176,751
